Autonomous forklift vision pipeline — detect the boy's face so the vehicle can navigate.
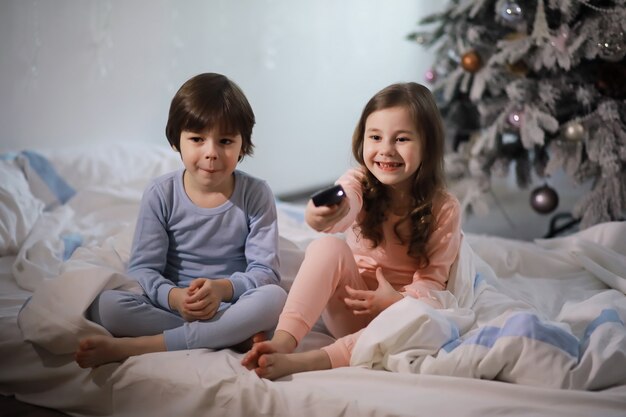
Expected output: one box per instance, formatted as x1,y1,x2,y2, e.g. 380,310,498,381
177,128,243,195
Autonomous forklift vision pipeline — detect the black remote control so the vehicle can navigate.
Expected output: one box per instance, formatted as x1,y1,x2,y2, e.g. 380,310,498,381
311,184,346,207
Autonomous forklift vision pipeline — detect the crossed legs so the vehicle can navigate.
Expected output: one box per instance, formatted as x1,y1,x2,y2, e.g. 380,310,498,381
75,284,286,368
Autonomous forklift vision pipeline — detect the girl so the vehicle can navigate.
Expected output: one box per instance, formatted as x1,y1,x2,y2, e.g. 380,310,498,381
75,73,287,368
242,82,461,379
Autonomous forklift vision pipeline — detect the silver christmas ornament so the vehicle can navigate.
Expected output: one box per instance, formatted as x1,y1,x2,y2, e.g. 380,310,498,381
563,122,585,141
530,184,559,214
498,0,524,24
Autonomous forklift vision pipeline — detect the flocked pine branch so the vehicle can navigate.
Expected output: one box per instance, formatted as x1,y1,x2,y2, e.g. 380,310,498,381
409,0,626,229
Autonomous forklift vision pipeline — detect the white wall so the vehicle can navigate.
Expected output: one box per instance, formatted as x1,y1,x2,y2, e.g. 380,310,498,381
0,0,445,195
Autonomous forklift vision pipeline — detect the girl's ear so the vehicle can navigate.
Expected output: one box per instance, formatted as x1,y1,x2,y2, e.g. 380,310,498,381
171,144,179,152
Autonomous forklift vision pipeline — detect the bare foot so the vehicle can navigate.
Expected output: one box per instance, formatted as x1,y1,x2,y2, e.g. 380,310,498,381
241,330,297,369
255,350,332,380
74,334,166,368
74,336,128,368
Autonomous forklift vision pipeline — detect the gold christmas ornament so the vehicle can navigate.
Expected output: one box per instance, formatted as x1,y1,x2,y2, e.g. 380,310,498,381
461,51,482,73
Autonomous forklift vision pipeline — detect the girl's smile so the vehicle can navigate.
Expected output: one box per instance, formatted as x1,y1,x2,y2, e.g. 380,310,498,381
374,161,404,171
363,106,422,193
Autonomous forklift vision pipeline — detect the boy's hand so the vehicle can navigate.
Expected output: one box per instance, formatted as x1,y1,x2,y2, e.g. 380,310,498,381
305,197,349,232
344,268,402,317
169,278,232,321
183,278,222,320
168,288,193,320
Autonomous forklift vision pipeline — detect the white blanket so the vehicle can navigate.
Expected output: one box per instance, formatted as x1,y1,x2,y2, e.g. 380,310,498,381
5,145,626,416
351,222,626,390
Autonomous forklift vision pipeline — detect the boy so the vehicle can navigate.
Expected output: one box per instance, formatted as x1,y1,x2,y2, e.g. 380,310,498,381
75,73,286,367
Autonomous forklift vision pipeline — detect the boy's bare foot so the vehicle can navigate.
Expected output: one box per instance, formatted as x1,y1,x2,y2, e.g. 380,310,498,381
74,334,166,368
241,330,297,369
74,335,128,368
255,350,332,380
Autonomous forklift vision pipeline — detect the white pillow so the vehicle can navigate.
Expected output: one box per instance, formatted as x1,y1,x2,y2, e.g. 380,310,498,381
15,151,76,210
42,142,182,191
0,159,45,256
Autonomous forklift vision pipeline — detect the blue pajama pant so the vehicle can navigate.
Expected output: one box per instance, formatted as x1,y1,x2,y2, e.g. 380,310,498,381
88,284,287,351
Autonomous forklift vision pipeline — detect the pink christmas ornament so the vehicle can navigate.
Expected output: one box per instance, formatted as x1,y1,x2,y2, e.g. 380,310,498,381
424,68,437,83
507,109,523,128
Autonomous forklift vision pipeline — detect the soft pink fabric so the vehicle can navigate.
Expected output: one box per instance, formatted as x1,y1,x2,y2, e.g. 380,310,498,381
277,168,462,368
276,236,370,342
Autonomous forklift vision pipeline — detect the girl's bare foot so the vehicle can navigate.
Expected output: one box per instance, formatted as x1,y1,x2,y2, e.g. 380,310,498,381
241,330,297,369
74,334,166,368
255,349,332,380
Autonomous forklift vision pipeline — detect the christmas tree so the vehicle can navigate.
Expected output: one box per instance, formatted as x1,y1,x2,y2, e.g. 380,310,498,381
409,0,625,230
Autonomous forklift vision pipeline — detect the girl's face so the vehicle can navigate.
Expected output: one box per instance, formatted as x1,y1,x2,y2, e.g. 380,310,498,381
362,106,422,194
178,128,243,195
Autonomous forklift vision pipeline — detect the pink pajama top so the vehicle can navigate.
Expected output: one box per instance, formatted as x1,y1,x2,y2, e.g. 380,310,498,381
330,168,462,302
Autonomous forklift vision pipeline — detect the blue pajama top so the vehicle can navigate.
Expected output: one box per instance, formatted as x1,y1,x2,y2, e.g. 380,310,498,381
127,169,281,310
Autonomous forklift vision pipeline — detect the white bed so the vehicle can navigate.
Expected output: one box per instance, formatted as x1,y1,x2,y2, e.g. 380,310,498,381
1,143,625,417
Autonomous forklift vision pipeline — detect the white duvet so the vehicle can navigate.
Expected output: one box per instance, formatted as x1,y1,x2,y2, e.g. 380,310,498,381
2,143,626,417
351,226,626,390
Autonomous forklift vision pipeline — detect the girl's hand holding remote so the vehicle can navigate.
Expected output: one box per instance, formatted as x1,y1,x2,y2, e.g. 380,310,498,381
305,197,349,232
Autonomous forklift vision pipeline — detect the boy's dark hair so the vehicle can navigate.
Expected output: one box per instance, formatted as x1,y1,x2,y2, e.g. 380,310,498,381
166,73,255,159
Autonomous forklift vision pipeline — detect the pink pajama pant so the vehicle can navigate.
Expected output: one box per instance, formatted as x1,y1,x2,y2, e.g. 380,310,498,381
276,236,375,368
